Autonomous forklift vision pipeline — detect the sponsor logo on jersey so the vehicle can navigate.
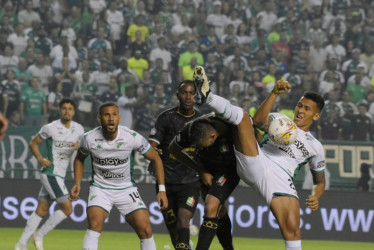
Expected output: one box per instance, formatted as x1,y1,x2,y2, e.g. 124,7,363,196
54,141,74,147
186,196,196,207
96,144,102,149
317,160,325,169
93,156,128,166
100,170,125,179
279,146,296,159
294,140,309,157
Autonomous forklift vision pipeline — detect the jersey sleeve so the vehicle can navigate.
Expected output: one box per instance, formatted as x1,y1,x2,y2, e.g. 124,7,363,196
38,124,52,140
148,113,167,145
134,132,152,155
309,142,326,173
78,133,90,156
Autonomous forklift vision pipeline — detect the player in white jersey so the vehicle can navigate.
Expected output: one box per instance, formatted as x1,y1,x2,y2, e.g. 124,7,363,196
70,102,168,250
192,66,326,250
15,98,84,250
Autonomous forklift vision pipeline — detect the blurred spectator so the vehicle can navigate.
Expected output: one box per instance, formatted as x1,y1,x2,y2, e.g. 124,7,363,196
0,42,19,74
35,25,53,56
288,28,309,61
113,58,139,85
170,13,192,36
307,17,327,44
14,58,32,89
149,37,171,71
318,108,343,140
19,77,47,127
256,1,277,33
342,48,368,82
133,101,160,131
149,58,164,83
357,163,371,192
89,0,107,15
309,36,327,73
181,56,198,81
282,63,302,89
17,0,41,28
127,14,149,44
178,40,204,69
8,110,21,128
129,30,149,57
320,56,345,83
59,18,76,46
325,33,346,65
106,1,125,50
99,76,120,105
269,47,288,75
117,84,145,129
147,21,165,50
350,102,373,141
47,80,63,122
27,53,53,95
127,50,149,80
91,59,114,96
237,23,251,45
360,42,374,70
346,71,369,104
87,26,112,55
221,23,240,55
206,1,227,37
2,70,21,118
8,23,29,57
319,70,341,98
149,82,170,110
55,57,77,97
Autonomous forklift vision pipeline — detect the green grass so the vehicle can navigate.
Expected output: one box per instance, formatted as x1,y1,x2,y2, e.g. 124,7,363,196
2,228,374,249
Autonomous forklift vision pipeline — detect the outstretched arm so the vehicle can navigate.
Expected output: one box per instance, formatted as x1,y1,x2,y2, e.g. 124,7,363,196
306,171,325,211
253,80,292,131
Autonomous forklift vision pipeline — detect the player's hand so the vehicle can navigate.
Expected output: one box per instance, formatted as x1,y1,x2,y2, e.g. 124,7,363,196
272,79,292,95
71,142,80,150
154,147,163,155
39,158,52,168
200,172,213,187
69,185,81,201
306,195,319,211
157,191,168,210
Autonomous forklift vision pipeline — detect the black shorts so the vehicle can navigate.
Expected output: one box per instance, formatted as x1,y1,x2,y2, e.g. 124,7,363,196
200,171,240,203
156,181,201,213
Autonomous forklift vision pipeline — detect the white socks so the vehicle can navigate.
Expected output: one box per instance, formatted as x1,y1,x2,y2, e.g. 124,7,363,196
82,229,100,250
206,93,244,125
140,237,156,250
37,210,68,237
18,211,42,245
285,240,301,250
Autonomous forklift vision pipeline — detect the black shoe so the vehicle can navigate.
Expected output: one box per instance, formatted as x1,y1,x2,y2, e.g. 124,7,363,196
193,66,211,105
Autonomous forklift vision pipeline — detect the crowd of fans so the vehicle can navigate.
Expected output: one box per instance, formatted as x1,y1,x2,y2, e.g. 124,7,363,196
0,0,373,142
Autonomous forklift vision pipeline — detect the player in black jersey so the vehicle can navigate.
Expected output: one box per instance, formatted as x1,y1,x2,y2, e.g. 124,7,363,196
148,80,202,249
169,113,239,250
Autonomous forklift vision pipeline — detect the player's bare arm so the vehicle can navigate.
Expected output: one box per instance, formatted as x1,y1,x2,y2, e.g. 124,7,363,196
253,80,292,130
145,148,168,210
70,150,86,201
30,134,52,168
306,171,326,211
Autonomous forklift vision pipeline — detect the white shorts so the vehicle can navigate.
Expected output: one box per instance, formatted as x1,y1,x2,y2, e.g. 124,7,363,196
234,146,298,204
39,173,69,203
88,186,147,216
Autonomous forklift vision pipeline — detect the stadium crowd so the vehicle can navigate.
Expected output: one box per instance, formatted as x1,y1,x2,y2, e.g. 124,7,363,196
0,0,373,141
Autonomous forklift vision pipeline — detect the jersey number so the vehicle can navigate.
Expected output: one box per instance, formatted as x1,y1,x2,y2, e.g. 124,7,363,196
129,191,140,203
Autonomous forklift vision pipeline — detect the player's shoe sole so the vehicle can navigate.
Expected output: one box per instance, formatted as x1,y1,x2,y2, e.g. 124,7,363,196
31,233,44,250
193,66,210,105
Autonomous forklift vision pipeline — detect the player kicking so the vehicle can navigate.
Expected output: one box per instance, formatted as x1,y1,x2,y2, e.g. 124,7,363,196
15,98,84,250
192,66,326,250
70,102,167,250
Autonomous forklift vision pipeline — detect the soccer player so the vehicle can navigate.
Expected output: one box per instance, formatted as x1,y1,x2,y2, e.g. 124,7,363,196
169,113,239,250
15,98,84,250
70,102,167,250
192,66,326,250
148,80,202,249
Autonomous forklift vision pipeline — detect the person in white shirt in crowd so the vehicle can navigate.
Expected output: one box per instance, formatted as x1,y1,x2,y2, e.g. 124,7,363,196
149,37,172,71
7,23,28,57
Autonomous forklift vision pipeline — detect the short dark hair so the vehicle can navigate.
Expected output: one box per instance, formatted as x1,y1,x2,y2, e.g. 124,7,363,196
303,92,325,112
99,102,118,115
189,119,215,145
59,98,76,109
177,80,195,94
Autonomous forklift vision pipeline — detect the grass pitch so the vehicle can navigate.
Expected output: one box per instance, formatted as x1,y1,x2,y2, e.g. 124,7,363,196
2,228,374,249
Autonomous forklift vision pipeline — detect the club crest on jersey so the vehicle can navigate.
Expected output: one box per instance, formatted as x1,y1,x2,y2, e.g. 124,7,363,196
216,175,227,186
186,196,196,207
117,142,123,148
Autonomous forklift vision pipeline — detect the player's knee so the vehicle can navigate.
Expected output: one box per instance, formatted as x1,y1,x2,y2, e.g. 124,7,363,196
283,227,301,240
88,219,104,232
61,206,72,216
137,225,153,239
204,201,220,218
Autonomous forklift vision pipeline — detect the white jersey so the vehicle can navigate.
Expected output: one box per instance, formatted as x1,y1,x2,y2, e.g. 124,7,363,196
260,113,326,178
79,125,151,189
39,120,84,178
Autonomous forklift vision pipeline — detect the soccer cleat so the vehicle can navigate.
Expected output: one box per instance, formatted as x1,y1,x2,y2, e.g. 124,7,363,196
193,66,211,105
31,233,44,250
14,243,28,250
